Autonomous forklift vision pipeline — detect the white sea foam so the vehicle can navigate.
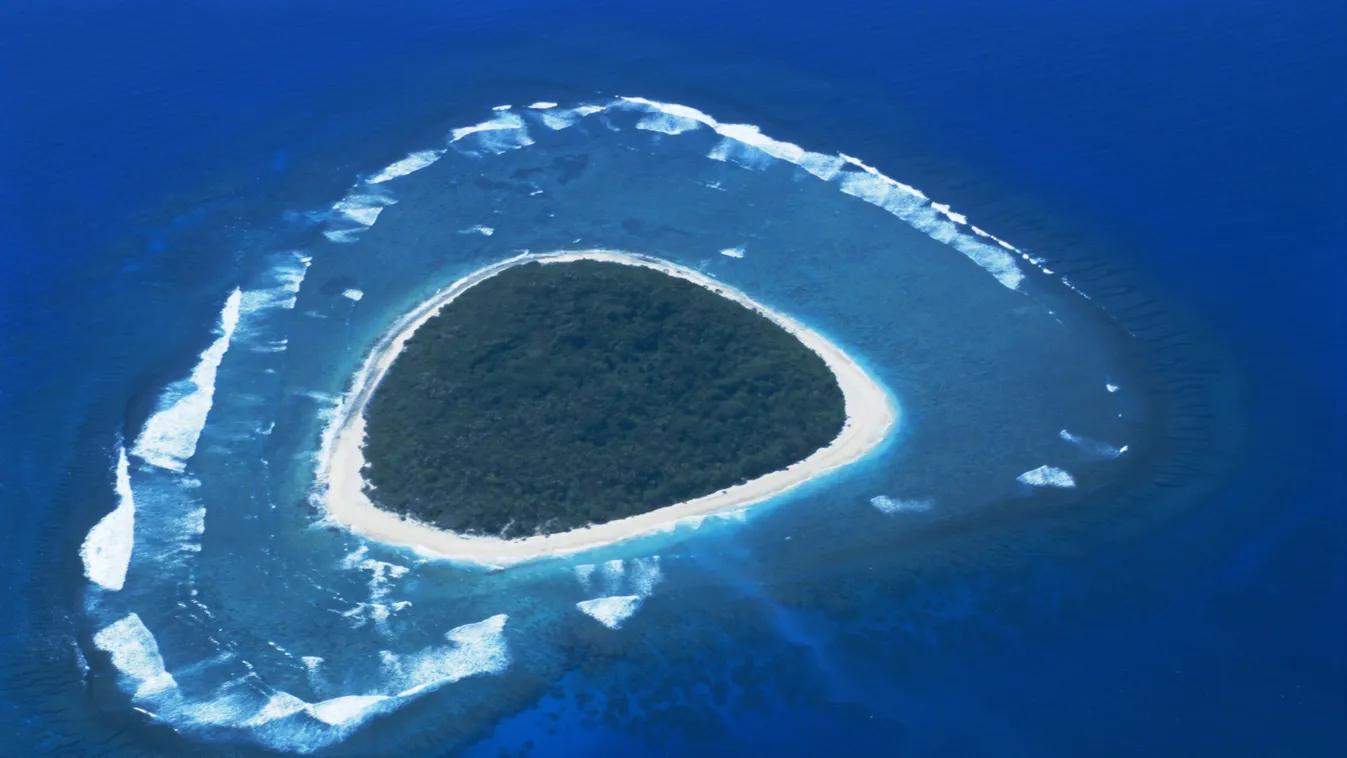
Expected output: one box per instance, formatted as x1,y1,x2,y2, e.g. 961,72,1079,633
538,110,579,130
368,150,443,184
577,596,642,629
81,445,136,591
356,95,1035,299
333,193,395,227
837,166,1025,290
322,229,364,244
599,558,625,594
450,111,534,154
1060,429,1127,458
574,563,596,589
240,691,309,727
1017,465,1076,488
932,202,967,225
340,602,391,630
1106,383,1120,393
386,614,511,696
636,110,702,135
335,548,411,633
96,614,509,752
249,339,289,353
707,137,774,171
131,289,242,472
73,641,89,677
611,97,1026,289
629,556,663,597
93,614,178,699
342,289,363,302
869,495,934,514
458,225,494,236
183,506,207,544
535,103,607,131
240,253,311,316
311,695,391,726
719,246,745,259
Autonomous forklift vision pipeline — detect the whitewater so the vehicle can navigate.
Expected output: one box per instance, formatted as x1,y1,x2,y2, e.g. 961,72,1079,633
77,96,1138,754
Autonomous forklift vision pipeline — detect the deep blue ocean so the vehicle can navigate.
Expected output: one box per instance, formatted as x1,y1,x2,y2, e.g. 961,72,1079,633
2,1,1344,756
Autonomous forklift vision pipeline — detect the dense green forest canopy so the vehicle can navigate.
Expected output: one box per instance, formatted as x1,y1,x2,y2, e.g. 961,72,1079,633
362,260,846,537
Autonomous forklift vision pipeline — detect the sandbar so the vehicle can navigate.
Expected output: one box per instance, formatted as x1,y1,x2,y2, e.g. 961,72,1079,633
316,250,899,566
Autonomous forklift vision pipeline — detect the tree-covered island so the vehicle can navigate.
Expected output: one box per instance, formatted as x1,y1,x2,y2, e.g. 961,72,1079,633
362,260,846,538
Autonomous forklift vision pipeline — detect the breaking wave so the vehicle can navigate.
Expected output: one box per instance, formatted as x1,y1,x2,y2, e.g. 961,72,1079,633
80,445,136,591
131,289,241,472
79,95,1140,753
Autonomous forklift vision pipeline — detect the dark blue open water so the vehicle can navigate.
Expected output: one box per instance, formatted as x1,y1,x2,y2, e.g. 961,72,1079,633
2,1,1344,756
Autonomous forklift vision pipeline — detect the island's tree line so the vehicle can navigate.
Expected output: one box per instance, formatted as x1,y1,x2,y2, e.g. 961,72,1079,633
362,260,846,537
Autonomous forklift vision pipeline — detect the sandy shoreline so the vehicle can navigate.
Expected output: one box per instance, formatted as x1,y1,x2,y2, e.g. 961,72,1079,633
316,250,898,566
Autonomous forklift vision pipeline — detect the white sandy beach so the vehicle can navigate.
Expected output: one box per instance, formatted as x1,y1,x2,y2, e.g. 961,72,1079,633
317,250,898,566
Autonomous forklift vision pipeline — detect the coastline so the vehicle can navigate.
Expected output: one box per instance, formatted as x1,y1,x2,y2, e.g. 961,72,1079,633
317,250,899,566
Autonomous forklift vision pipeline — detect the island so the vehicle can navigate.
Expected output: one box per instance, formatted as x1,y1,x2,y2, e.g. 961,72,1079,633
363,258,846,537
318,250,898,565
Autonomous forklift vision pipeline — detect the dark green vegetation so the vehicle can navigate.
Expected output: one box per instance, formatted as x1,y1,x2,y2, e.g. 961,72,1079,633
363,260,846,537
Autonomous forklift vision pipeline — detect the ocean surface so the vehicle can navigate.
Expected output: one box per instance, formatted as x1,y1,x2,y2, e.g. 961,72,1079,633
2,1,1344,756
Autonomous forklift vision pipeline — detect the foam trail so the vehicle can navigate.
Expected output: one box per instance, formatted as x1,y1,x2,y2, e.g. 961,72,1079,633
359,97,1037,293
458,225,494,236
536,102,606,131
837,167,1025,290
1017,465,1076,488
333,193,395,226
322,229,364,244
614,97,1024,289
931,202,967,225
80,445,135,591
450,111,534,154
240,253,311,316
720,246,745,259
91,615,511,753
574,564,595,589
577,596,642,629
869,495,934,514
538,111,578,130
629,557,663,597
1060,429,1127,458
636,111,702,135
368,150,444,184
388,614,511,696
310,695,390,726
708,137,774,171
600,559,625,594
322,188,397,243
537,103,607,131
93,614,178,699
132,289,242,472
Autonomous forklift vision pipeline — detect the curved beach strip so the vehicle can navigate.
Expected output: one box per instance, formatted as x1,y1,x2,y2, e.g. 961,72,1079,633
318,250,899,566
